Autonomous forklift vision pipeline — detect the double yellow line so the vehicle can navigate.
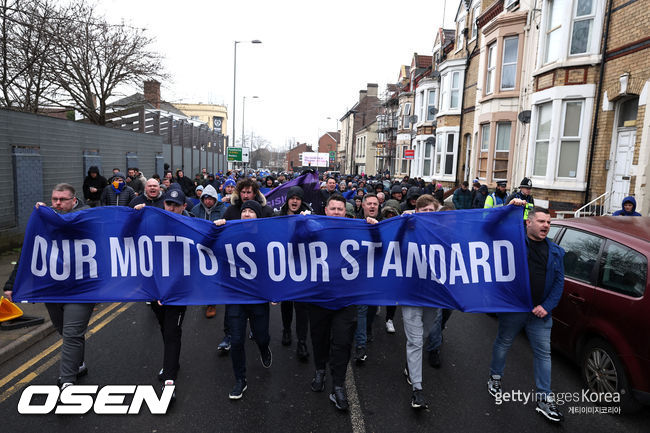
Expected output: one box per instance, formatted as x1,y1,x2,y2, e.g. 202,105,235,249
0,302,132,404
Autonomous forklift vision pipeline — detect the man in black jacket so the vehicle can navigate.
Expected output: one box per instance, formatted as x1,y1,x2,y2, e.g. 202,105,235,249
100,172,136,206
129,178,165,209
82,166,107,207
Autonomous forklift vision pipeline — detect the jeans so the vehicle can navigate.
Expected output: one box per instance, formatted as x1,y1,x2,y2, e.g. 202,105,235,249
489,312,553,396
354,305,377,347
150,304,187,381
308,304,356,387
227,303,270,381
425,308,448,352
46,303,95,383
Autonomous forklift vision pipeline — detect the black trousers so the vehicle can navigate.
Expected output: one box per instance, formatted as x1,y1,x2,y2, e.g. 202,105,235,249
281,301,309,341
150,304,186,381
308,304,356,387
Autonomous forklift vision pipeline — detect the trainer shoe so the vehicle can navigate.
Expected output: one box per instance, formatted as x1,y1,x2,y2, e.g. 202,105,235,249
329,386,349,411
536,395,563,422
297,340,309,361
411,389,428,409
163,379,176,402
311,369,326,392
355,346,367,363
217,335,231,353
385,319,395,334
281,329,292,346
77,361,88,378
428,349,441,368
229,379,247,400
205,305,217,318
260,346,272,368
487,374,502,398
404,365,412,386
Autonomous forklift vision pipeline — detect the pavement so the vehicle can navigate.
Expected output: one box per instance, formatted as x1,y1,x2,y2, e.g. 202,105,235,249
0,249,55,365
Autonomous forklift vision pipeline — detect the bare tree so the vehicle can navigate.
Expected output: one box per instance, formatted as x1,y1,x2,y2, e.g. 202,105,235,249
44,1,165,124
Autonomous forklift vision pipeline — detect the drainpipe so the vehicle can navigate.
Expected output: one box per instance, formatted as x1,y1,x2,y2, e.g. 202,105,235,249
455,24,473,186
584,0,613,205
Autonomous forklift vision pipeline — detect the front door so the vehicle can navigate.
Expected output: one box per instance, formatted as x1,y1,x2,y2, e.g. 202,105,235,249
609,129,635,214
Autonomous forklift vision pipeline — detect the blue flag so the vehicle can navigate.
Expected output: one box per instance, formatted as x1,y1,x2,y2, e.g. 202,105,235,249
13,205,531,312
265,172,322,214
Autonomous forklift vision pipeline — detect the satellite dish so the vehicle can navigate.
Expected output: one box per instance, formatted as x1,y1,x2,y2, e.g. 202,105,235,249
428,107,438,116
518,110,531,123
410,115,418,123
431,71,441,79
425,136,436,145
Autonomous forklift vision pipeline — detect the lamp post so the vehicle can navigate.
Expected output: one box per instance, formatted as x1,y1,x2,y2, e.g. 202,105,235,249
242,95,259,170
232,39,262,157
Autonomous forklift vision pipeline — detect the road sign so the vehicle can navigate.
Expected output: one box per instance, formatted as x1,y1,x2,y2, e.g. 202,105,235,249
329,151,336,162
404,149,415,160
227,147,242,162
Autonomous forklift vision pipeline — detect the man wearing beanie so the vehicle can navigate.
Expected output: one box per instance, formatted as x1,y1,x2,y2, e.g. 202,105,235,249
100,172,136,206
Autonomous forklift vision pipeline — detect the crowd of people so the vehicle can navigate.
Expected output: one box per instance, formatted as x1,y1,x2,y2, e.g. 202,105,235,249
3,165,642,422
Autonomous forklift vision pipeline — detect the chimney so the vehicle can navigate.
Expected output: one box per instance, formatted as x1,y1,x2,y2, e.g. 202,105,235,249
367,83,378,98
359,89,367,102
144,80,161,109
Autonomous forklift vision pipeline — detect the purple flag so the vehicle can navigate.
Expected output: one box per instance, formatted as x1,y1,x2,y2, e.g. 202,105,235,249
265,172,322,214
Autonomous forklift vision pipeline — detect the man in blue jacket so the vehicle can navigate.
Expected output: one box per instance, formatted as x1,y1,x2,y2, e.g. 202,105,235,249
612,196,642,216
486,206,565,423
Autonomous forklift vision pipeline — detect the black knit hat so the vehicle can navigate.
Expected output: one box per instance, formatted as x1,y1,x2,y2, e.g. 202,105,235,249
286,186,304,201
241,200,262,218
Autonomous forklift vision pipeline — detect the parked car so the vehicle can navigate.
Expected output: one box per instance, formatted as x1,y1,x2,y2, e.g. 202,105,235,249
549,216,650,412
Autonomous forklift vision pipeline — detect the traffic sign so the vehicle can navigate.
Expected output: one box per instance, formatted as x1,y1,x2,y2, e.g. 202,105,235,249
227,147,242,162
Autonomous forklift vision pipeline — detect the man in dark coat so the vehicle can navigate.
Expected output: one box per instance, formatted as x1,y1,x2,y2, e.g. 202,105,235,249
82,166,107,207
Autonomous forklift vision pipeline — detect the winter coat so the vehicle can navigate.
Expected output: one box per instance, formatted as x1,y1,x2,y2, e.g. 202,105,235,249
452,187,473,210
82,167,107,202
612,196,642,216
223,188,274,220
190,185,226,221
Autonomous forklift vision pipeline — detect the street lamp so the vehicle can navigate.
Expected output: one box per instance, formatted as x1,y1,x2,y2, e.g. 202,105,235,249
242,95,259,170
232,39,262,149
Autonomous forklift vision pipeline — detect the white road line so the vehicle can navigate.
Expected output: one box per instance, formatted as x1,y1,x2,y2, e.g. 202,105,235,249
346,367,366,433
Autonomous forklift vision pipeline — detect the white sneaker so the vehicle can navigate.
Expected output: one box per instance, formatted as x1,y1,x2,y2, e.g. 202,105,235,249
385,319,395,333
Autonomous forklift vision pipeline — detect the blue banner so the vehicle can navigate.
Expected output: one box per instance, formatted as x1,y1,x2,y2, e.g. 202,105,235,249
13,205,531,312
265,172,322,214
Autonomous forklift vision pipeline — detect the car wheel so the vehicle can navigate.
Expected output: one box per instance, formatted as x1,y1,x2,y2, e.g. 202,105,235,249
581,338,642,413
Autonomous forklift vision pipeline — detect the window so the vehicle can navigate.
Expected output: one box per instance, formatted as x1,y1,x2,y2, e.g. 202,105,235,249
419,90,426,122
505,0,517,7
533,102,552,176
559,228,603,283
486,43,496,95
435,135,443,174
450,72,460,109
471,6,480,40
402,103,412,128
493,122,511,180
618,97,639,127
547,225,562,242
501,37,519,90
457,19,464,50
599,240,647,297
423,140,434,176
445,134,455,175
480,124,490,152
570,0,595,55
426,90,437,121
441,74,448,110
557,101,583,177
544,0,566,64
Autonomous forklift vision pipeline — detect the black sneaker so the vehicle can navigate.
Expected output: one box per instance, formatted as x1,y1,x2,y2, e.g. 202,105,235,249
281,329,292,346
329,386,349,411
162,380,176,402
404,365,412,386
411,389,428,409
260,346,272,368
311,369,326,392
487,374,502,398
77,362,88,378
217,335,231,354
229,379,247,400
428,349,441,368
297,340,309,361
355,346,367,363
536,395,563,422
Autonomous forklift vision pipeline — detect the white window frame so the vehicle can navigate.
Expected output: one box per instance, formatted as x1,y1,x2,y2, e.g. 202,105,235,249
456,17,465,52
450,71,461,109
527,84,595,190
426,89,437,121
486,43,496,95
505,0,517,7
493,122,511,181
500,37,519,91
471,5,480,41
402,102,412,129
569,0,595,56
557,100,583,178
480,124,490,152
434,127,459,180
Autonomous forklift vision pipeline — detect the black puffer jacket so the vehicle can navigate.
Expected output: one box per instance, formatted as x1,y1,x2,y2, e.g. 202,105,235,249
82,166,107,202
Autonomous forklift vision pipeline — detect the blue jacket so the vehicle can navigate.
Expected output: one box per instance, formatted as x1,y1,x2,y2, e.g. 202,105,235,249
535,237,565,314
612,196,641,216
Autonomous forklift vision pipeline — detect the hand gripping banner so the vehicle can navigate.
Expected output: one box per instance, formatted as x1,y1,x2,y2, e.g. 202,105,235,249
13,205,532,312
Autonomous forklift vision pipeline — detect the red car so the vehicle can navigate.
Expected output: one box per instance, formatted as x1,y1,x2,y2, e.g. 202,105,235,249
549,216,650,412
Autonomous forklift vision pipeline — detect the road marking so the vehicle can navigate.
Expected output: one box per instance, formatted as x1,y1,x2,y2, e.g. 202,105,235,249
0,302,131,404
0,302,122,389
346,368,366,433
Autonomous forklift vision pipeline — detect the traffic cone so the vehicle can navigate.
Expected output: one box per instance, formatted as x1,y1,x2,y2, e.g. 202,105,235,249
0,296,23,322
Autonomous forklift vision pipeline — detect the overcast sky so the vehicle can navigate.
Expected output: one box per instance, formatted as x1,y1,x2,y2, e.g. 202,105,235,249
101,0,458,149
